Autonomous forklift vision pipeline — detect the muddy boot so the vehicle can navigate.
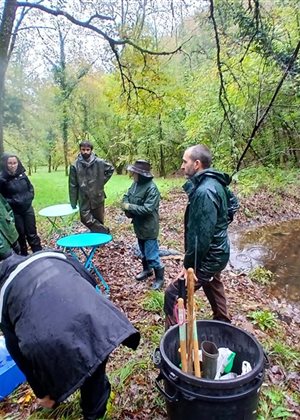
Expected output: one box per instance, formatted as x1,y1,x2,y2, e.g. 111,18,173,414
12,241,21,255
152,267,164,290
20,247,28,256
31,245,42,253
135,258,153,281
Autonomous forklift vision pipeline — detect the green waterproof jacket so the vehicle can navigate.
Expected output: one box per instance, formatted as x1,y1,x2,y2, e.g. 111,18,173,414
69,153,114,210
0,194,18,259
122,177,160,240
183,169,231,274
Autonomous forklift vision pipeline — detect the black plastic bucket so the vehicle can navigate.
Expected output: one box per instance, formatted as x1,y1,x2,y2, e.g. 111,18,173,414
154,320,265,420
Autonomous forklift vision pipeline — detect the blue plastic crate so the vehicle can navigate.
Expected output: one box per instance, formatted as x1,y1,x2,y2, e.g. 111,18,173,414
0,336,26,400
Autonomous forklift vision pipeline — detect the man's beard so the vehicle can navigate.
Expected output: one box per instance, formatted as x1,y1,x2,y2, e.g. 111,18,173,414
186,168,197,178
82,153,91,160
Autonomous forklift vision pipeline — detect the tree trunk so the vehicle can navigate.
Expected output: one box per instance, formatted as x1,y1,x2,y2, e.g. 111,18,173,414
62,102,69,176
82,101,88,134
115,163,125,174
0,0,18,154
0,67,5,156
158,113,166,177
48,154,52,173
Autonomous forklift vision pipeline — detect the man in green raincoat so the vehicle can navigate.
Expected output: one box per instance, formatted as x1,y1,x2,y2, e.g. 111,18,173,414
164,144,237,327
0,193,19,259
69,141,114,233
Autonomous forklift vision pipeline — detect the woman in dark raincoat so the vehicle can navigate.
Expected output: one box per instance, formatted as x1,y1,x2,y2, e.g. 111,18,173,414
0,250,140,420
0,154,42,255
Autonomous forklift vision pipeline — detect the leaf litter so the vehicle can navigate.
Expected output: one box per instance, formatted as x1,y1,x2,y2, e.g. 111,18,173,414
0,187,299,419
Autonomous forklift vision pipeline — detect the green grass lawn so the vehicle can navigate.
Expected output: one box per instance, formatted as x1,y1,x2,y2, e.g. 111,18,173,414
30,165,300,228
30,167,184,211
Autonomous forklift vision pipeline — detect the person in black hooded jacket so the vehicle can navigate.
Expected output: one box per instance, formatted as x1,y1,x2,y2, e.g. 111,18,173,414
0,154,42,256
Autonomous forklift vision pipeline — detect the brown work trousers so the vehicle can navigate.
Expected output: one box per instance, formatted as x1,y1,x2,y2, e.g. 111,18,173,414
164,271,231,328
80,203,109,234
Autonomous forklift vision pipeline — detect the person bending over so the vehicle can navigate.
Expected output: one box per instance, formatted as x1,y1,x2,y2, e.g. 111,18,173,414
0,250,140,420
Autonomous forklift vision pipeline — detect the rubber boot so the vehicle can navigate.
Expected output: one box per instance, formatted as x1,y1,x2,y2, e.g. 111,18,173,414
12,241,21,255
152,267,164,290
135,258,153,281
20,247,28,256
31,244,42,253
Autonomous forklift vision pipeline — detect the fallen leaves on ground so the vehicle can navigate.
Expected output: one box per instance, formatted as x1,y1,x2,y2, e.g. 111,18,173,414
1,187,299,419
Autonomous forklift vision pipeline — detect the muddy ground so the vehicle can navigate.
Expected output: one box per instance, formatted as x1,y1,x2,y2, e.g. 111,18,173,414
1,186,299,419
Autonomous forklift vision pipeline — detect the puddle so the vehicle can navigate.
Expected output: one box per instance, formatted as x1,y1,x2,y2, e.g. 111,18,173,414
229,219,300,303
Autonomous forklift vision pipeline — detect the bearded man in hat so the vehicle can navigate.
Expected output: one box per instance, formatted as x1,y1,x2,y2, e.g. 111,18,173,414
121,160,164,290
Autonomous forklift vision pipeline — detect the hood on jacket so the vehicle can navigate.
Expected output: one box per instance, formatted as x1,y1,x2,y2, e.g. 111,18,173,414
1,154,26,178
187,168,231,189
77,152,97,167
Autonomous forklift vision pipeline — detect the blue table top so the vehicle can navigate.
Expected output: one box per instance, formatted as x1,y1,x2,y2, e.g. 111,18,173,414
39,204,78,217
57,232,113,248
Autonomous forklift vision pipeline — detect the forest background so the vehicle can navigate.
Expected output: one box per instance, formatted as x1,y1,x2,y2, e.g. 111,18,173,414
1,1,300,419
1,0,299,179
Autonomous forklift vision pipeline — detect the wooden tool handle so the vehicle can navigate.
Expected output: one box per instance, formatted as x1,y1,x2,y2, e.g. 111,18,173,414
193,317,201,378
178,298,187,373
187,268,195,374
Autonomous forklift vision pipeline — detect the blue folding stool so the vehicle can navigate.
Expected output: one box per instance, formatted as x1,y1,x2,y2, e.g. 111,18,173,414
57,232,112,296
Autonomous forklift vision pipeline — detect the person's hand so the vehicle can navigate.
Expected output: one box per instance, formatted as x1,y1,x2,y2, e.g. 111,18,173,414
121,202,130,211
176,268,186,282
37,395,56,409
176,268,197,284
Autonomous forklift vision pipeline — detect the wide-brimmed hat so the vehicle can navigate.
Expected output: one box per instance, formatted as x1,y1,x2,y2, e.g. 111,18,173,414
127,160,153,178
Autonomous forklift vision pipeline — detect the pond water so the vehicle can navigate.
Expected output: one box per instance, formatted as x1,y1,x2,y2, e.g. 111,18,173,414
229,219,300,303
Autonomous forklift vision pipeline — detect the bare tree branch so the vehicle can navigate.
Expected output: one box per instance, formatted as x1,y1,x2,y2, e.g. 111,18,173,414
0,0,18,154
209,0,235,134
16,1,186,56
7,6,30,60
236,39,300,171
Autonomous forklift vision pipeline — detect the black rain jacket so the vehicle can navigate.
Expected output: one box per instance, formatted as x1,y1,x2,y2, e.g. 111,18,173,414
0,156,34,214
0,251,140,402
